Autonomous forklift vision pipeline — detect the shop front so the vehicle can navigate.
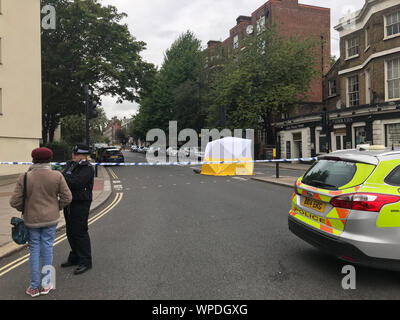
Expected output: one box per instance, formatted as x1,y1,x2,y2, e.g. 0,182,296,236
276,102,400,158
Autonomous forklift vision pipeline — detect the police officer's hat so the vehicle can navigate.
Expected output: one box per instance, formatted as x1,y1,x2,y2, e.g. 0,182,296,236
72,144,90,155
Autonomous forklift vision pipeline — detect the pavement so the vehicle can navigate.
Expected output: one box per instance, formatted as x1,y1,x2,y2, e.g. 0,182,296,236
0,166,112,259
251,162,311,188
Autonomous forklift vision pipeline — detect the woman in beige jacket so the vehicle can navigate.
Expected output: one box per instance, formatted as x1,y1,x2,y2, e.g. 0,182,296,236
10,147,72,297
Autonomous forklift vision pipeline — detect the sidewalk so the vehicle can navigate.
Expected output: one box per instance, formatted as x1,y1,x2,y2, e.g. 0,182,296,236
255,162,312,171
251,161,310,188
251,175,298,188
0,166,111,259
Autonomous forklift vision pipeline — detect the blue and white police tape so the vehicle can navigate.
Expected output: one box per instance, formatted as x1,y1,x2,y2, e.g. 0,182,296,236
0,157,317,166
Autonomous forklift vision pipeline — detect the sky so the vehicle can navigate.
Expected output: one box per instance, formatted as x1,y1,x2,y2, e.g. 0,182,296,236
99,0,366,120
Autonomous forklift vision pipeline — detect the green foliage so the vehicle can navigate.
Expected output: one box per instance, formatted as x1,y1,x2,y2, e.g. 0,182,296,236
206,27,319,143
331,55,338,67
60,107,109,145
130,31,205,140
41,0,155,143
41,141,72,162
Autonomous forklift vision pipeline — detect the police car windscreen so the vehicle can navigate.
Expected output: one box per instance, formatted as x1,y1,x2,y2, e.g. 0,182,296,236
301,160,357,190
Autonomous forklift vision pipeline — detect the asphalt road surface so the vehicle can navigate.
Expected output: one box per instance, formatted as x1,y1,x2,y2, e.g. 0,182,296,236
1,151,400,300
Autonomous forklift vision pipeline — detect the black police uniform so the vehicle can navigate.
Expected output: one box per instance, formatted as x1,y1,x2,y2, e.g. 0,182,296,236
63,159,94,269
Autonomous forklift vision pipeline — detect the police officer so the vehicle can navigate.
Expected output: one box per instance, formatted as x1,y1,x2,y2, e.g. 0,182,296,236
61,144,94,275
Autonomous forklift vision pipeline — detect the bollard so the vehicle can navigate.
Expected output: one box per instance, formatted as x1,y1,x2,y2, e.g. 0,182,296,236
276,162,280,179
95,165,98,178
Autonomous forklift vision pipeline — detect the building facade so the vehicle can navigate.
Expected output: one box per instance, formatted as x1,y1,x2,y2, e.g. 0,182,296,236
276,0,400,158
104,117,121,146
206,0,331,104
0,0,42,178
205,0,331,158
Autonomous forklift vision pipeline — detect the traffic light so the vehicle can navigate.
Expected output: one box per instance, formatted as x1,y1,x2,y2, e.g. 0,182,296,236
87,96,99,120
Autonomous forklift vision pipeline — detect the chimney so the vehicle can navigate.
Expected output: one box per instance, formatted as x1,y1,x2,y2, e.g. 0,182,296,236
236,15,252,25
207,40,221,49
280,0,298,7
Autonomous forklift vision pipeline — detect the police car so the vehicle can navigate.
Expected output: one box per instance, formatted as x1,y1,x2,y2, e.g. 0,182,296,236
289,145,400,271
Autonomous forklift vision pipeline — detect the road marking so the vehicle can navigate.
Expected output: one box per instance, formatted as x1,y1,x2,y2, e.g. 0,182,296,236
114,185,123,191
113,180,121,184
0,193,123,278
232,177,248,181
108,168,118,180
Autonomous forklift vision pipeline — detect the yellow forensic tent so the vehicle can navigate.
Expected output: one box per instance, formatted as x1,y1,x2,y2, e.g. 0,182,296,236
201,137,254,176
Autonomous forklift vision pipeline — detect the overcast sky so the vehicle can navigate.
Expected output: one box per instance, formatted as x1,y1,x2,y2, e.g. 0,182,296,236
99,0,365,119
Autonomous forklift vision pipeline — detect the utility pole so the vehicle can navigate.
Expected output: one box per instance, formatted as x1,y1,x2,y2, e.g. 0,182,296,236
84,84,90,147
84,84,99,147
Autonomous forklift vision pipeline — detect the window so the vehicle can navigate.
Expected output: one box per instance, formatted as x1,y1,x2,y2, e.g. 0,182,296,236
385,166,400,186
348,75,359,107
385,123,400,147
233,35,239,49
386,11,400,37
256,16,266,34
354,126,366,146
302,160,357,190
319,134,328,154
328,80,337,97
365,69,371,104
365,28,370,49
347,37,359,58
387,57,400,100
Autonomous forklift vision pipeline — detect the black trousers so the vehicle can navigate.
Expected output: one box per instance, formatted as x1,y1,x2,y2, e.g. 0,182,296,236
64,201,92,268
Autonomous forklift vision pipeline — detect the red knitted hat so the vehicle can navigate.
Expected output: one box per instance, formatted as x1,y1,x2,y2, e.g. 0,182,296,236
31,147,53,162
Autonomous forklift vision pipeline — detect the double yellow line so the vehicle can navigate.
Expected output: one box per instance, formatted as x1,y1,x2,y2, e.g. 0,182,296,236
108,168,119,180
0,192,123,278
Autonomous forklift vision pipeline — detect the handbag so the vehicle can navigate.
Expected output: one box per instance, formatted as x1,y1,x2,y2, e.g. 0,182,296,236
10,173,29,245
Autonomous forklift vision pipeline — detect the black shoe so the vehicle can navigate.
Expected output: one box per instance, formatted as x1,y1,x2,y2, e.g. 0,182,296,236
74,265,92,275
61,261,78,268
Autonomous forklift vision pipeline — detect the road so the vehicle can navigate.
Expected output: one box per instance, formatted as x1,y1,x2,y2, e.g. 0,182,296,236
1,151,400,300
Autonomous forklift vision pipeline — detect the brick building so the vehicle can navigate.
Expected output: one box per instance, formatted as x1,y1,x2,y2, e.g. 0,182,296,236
104,117,121,146
205,0,331,158
275,0,400,158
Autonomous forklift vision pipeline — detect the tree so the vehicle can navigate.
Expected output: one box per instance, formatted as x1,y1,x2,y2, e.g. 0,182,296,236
331,55,338,67
60,107,109,146
207,27,318,144
41,0,155,143
131,31,205,138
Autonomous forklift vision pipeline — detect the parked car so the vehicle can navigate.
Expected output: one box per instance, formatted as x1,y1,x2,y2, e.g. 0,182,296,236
96,146,122,161
167,147,179,157
289,145,400,271
131,145,138,152
99,148,125,163
147,146,160,156
181,147,190,157
138,146,146,153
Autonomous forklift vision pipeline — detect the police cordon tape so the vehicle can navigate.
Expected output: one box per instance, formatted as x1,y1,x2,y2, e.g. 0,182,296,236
0,157,317,166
